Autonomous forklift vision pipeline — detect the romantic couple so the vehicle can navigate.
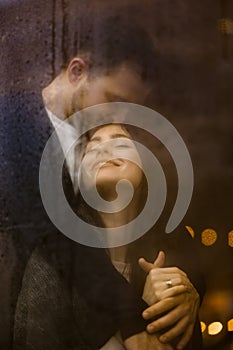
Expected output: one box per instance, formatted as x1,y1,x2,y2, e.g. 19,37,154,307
1,13,204,350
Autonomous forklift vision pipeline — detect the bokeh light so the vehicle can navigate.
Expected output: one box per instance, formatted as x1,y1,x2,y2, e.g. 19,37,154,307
200,321,207,333
185,225,195,238
228,231,233,248
228,319,233,332
208,322,223,335
201,228,217,246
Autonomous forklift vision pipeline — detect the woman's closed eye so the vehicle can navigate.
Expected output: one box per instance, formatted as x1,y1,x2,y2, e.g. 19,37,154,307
113,138,134,149
85,147,98,154
85,142,100,154
115,143,132,149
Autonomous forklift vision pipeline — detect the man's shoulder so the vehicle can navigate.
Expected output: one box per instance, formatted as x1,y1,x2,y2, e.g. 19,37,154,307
34,232,73,261
26,232,74,286
0,91,51,151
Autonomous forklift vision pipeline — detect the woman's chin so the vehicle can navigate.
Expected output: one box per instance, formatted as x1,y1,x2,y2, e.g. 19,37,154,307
97,186,118,202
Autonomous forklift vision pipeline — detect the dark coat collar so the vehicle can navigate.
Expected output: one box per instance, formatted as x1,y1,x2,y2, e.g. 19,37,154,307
0,92,73,232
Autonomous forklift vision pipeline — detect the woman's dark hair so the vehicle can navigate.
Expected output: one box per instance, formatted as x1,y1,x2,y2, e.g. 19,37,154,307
74,123,167,292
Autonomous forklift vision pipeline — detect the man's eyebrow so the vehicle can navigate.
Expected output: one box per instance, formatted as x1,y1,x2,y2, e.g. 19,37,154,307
105,91,128,103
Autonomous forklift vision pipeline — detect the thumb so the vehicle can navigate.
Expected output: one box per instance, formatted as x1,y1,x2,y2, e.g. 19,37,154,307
153,250,165,268
138,251,165,273
138,257,154,273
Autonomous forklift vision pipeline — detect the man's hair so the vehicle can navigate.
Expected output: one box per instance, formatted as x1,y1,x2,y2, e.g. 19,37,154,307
62,13,158,83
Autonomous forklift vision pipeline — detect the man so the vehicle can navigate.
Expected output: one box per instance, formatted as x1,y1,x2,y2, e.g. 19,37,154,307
1,14,204,350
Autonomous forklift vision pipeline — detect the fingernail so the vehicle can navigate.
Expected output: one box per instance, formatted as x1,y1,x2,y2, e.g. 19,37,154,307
160,336,166,342
142,311,149,319
147,324,155,332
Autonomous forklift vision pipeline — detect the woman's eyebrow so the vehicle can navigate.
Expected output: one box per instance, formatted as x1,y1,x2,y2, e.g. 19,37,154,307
110,133,131,139
89,134,130,143
89,136,101,143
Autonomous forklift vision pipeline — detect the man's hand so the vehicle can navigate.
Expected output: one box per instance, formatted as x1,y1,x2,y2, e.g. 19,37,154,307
139,252,200,350
124,331,174,350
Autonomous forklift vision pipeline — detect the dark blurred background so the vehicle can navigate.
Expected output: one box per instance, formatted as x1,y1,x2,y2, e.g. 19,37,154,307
0,0,232,348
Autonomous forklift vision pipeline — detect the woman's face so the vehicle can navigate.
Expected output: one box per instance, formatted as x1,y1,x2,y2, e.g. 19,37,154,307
81,124,143,197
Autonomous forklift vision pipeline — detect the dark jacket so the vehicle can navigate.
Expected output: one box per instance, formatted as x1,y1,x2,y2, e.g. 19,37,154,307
0,92,147,349
14,232,149,349
13,222,205,350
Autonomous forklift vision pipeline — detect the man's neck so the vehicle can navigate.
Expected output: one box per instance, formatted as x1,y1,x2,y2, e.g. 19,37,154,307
42,74,68,120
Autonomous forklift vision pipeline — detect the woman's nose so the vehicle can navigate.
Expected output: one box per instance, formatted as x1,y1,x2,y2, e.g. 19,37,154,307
98,143,113,156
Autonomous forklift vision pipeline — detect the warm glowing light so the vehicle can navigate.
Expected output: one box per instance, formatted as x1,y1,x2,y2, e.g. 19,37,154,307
218,18,233,35
208,322,223,335
228,319,233,332
200,321,206,333
228,231,233,247
201,229,217,246
185,226,195,238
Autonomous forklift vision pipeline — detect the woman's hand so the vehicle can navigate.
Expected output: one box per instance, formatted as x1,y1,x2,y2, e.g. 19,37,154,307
139,252,192,306
139,252,200,350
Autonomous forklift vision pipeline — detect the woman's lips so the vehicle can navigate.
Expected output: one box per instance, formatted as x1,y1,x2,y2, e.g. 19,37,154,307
93,158,124,169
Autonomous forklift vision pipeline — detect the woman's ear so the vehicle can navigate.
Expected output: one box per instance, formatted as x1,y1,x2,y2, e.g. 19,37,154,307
67,57,87,84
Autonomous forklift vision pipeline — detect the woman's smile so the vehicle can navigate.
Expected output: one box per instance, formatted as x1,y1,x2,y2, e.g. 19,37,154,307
93,158,124,170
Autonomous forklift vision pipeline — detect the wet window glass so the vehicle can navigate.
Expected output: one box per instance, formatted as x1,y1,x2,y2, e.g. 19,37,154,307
0,1,232,349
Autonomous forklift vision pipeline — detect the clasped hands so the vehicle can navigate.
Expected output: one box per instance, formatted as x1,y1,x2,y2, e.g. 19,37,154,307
124,251,200,350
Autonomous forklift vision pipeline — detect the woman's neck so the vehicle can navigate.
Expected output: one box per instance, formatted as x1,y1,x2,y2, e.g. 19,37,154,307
108,245,128,263
100,193,141,263
100,205,137,228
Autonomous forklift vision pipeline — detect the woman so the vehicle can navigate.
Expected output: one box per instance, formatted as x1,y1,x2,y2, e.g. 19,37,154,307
14,124,204,350
79,123,205,350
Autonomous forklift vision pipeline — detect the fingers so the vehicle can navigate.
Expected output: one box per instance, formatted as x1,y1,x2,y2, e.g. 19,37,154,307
138,257,154,274
159,315,192,344
147,269,192,297
145,312,195,348
138,251,165,273
146,283,189,305
142,296,182,320
176,324,194,350
153,251,165,268
142,292,198,344
162,285,190,299
146,303,188,333
150,273,190,288
149,266,188,278
142,278,198,321
146,267,190,295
